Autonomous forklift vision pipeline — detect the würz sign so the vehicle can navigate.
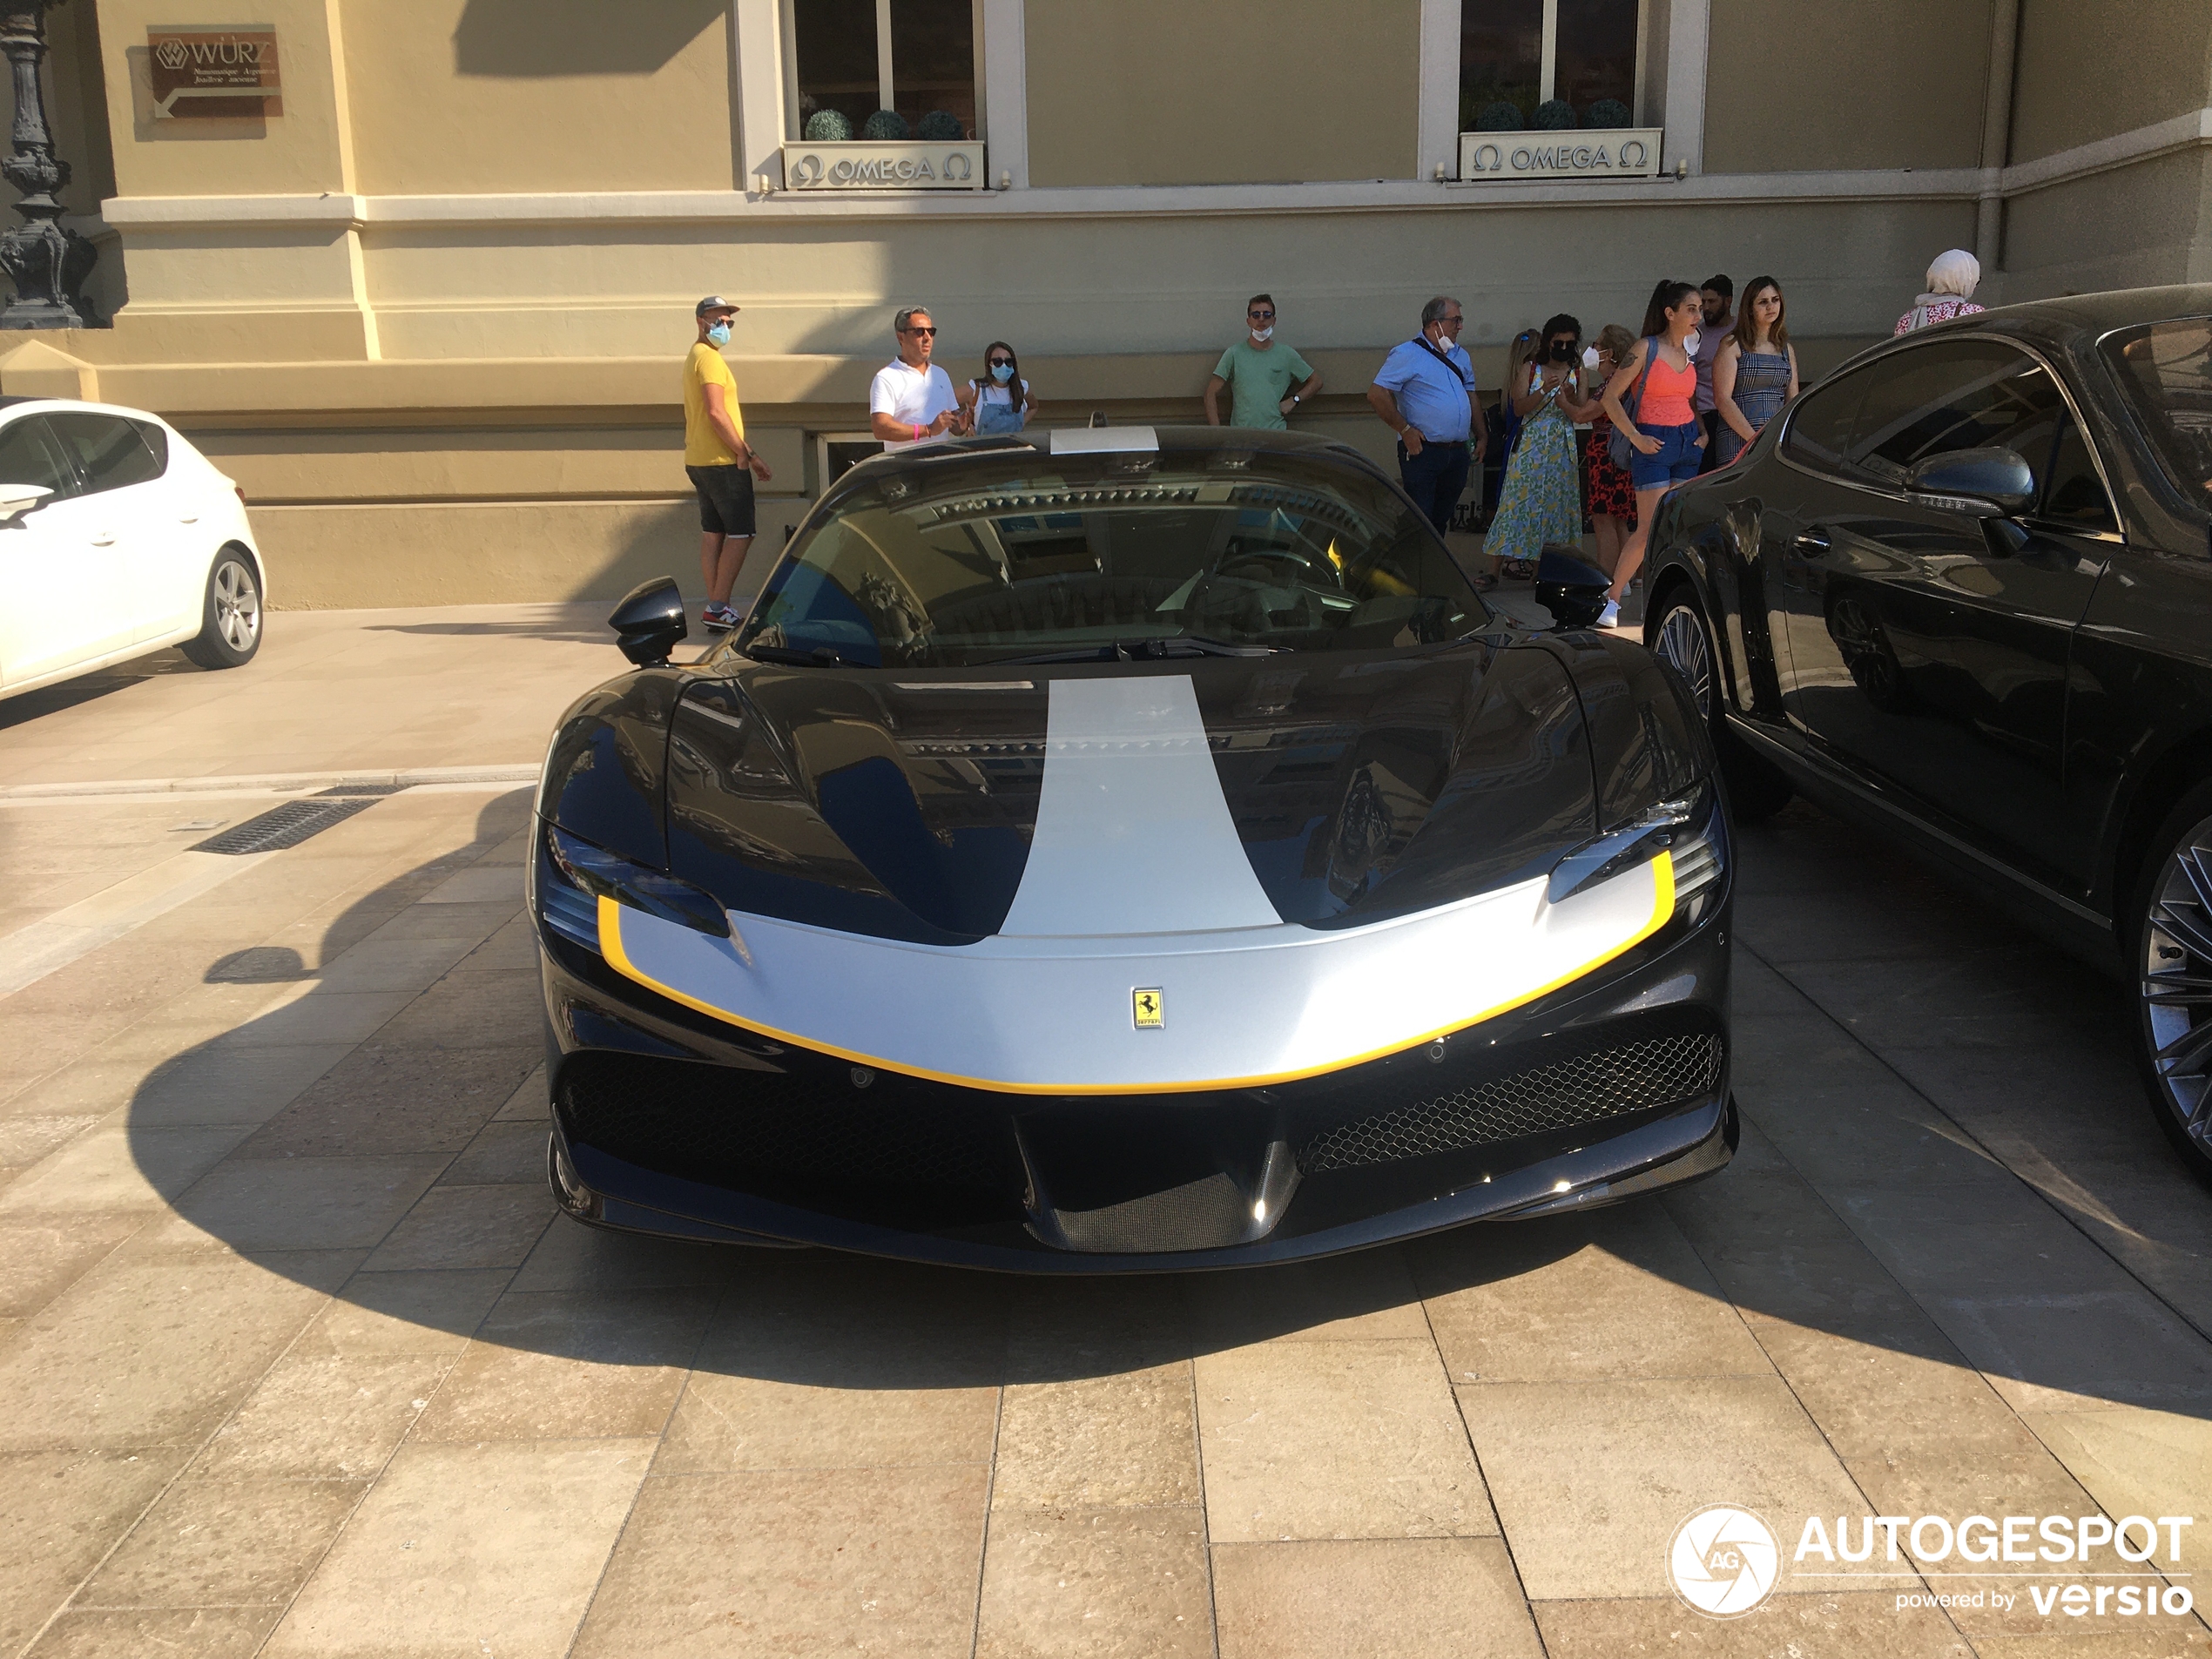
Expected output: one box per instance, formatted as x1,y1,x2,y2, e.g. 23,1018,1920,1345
1459,127,1662,181
779,142,986,191
148,26,281,119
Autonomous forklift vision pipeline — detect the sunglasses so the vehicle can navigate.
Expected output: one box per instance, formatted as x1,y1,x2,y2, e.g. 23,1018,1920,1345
1248,310,1275,320
902,324,937,335
987,356,1014,368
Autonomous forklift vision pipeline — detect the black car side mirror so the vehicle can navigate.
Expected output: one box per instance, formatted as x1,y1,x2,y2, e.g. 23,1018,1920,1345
1905,447,2035,518
1534,545,1611,631
608,576,688,666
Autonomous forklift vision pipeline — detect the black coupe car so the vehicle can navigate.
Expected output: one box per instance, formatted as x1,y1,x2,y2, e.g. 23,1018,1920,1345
531,424,1735,1268
1641,284,2212,1178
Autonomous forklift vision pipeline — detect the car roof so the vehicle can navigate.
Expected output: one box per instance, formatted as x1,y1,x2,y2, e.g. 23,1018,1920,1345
840,423,1380,483
1825,282,2212,384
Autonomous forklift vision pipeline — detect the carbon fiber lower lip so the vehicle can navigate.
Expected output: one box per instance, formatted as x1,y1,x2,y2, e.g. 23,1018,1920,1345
551,1093,1737,1273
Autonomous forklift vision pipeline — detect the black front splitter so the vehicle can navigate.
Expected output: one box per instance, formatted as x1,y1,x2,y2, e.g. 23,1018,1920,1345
548,1092,1737,1274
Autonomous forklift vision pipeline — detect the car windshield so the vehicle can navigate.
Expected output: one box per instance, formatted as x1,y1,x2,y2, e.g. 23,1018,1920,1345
735,440,1490,668
2103,317,2212,509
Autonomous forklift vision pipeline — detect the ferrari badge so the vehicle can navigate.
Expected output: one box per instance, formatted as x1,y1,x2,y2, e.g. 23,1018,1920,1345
1132,988,1164,1028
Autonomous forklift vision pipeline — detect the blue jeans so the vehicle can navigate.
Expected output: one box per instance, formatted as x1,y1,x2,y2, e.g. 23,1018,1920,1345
1629,420,1704,489
1398,437,1470,536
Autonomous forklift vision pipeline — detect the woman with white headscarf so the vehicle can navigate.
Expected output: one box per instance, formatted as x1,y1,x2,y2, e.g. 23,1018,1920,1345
1895,250,1986,334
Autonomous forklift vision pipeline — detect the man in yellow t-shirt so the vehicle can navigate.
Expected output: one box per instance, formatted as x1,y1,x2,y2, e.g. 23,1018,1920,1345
685,295,773,631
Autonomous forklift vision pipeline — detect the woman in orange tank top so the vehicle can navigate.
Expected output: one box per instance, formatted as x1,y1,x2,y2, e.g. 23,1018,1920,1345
1595,280,1709,626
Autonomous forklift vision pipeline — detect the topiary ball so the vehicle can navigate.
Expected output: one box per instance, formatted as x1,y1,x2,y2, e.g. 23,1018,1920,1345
915,110,963,141
1475,101,1523,132
803,108,853,142
1533,99,1576,130
862,108,911,141
1583,98,1631,130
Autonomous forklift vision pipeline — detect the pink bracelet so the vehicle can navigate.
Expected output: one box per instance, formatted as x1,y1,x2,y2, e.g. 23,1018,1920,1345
913,422,924,441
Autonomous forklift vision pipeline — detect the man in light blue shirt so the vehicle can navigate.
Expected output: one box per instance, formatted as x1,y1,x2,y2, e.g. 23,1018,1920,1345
1368,296,1488,536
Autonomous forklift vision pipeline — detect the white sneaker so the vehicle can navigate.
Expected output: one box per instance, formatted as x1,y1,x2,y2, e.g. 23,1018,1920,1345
1595,600,1620,629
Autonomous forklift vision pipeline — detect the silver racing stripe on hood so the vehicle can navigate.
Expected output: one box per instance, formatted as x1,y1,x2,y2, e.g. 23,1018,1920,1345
996,674,1284,938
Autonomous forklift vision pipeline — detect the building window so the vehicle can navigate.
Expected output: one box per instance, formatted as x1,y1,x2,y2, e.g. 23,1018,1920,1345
791,0,979,142
1461,0,1638,132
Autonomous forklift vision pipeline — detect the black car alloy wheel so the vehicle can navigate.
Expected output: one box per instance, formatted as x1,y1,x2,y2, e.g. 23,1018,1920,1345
1653,599,1714,720
1651,590,1791,825
2138,789,2212,1182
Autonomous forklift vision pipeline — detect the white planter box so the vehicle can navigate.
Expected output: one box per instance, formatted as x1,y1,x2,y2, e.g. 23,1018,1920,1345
779,141,987,191
1459,129,1662,181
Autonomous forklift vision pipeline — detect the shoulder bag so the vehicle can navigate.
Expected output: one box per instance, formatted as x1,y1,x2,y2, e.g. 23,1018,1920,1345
1605,336,1657,474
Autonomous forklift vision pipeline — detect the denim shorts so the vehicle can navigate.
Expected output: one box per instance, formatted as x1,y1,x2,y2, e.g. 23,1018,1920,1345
1629,420,1705,489
687,462,756,536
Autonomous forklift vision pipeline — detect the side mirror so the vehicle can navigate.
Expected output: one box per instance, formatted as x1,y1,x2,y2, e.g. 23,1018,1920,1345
0,483,53,521
608,576,688,667
1533,544,1611,631
1905,447,2034,518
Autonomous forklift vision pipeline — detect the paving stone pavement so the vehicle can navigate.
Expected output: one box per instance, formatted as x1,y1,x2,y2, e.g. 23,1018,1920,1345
0,609,2209,1657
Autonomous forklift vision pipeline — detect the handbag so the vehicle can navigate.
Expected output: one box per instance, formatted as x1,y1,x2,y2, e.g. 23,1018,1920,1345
1604,336,1656,473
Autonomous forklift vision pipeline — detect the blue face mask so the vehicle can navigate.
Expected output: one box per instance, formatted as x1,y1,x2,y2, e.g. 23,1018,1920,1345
989,362,1014,384
705,320,732,347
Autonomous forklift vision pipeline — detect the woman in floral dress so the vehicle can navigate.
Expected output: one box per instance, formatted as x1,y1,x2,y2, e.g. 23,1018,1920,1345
1484,314,1589,583
1583,324,1639,577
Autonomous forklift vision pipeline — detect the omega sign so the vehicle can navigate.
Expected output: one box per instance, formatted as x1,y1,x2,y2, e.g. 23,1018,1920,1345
1459,127,1662,181
147,26,281,118
779,141,986,191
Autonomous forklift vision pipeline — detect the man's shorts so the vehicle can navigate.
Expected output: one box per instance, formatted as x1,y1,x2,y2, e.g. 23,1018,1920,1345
1629,421,1705,489
687,462,756,536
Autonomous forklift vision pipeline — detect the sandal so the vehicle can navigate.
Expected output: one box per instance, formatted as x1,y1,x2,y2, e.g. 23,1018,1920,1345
1474,572,1500,592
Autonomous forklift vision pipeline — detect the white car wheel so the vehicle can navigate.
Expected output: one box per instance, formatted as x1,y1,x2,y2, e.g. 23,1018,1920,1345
182,550,262,669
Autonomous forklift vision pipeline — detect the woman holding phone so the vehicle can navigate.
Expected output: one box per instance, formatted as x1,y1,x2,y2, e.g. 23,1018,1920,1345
1595,281,1705,627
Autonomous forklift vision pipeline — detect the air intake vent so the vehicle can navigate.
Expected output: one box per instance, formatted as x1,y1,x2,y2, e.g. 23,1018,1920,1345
1298,1030,1724,1173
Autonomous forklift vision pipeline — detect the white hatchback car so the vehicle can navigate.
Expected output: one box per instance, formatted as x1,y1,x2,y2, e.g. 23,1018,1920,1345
0,397,265,700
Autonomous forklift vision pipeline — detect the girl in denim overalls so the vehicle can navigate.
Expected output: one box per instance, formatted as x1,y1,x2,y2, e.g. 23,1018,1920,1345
965,341,1035,435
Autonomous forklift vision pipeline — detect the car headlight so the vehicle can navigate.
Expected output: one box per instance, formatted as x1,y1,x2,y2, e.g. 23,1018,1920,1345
538,822,729,953
1548,783,1728,925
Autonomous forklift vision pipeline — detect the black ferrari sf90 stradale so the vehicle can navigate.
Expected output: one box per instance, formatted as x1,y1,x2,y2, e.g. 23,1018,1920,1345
529,425,1737,1269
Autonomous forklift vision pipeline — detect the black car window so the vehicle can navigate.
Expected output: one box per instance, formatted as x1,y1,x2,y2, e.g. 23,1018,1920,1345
2038,419,2118,533
1824,341,2117,532
130,418,170,474
2103,317,2212,510
43,411,163,496
739,444,1490,669
1781,366,1874,474
0,415,76,497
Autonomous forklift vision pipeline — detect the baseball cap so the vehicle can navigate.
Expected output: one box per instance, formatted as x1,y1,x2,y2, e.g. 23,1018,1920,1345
695,294,741,318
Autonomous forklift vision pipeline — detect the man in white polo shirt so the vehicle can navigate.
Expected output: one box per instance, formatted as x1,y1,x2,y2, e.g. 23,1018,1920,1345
869,306,968,449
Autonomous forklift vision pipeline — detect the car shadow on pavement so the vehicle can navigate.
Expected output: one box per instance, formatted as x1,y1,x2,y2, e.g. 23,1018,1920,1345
124,792,2212,1429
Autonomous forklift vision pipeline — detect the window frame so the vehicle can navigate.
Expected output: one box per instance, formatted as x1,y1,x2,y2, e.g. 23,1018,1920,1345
1460,0,1649,125
781,0,987,144
1775,334,2125,542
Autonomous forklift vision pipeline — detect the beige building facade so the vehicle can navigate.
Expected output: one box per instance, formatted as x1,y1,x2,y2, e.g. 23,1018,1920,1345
3,0,2209,605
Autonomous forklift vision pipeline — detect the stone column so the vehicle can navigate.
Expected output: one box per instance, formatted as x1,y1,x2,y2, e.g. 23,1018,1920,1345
0,1,97,328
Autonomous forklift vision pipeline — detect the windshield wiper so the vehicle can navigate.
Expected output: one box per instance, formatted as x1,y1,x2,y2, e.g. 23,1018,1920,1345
988,636,1280,665
744,643,853,667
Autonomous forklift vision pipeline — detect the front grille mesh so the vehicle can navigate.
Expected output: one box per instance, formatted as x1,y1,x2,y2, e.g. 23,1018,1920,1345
1297,1031,1724,1174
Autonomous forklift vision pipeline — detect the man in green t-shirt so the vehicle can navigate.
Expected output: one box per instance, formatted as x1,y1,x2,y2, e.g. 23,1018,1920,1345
1204,293,1324,430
